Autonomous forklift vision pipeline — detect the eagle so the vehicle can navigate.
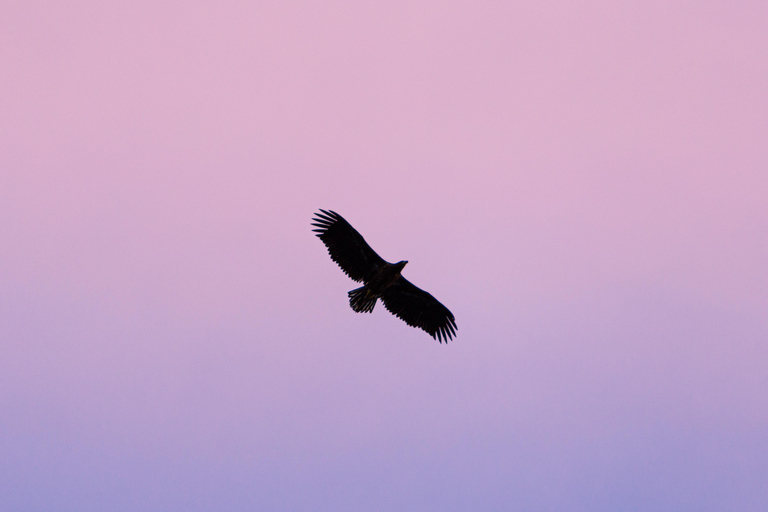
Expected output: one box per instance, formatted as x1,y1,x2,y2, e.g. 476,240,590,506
312,209,457,342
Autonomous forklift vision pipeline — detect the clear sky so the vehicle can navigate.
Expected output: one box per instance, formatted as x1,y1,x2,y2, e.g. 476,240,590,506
1,1,766,510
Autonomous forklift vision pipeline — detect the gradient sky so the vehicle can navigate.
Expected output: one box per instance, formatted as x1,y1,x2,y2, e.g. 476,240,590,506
1,1,767,510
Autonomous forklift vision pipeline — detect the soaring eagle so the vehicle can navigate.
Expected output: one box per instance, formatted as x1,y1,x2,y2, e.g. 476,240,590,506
312,209,457,342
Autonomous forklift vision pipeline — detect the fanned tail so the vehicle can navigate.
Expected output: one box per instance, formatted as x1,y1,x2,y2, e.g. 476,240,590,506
348,286,377,313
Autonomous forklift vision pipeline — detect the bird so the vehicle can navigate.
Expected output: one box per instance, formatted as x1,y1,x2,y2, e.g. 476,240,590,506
311,209,457,342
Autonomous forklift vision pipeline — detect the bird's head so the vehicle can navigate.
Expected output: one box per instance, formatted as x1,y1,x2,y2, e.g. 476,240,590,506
396,260,408,272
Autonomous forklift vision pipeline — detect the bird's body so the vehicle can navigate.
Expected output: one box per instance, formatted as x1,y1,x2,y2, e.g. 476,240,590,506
347,259,406,313
312,209,457,342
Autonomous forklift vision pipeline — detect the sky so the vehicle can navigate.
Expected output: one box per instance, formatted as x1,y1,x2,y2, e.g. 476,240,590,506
1,1,767,510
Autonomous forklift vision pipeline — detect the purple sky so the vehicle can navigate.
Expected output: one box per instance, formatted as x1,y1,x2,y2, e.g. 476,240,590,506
2,1,767,510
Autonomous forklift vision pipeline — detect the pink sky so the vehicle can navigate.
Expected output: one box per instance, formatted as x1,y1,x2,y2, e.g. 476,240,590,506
2,1,767,510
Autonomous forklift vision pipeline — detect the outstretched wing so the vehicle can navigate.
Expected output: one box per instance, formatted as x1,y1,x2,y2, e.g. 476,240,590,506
380,277,457,343
311,210,387,282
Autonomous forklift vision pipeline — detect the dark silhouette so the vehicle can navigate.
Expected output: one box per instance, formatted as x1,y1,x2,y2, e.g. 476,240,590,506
312,209,457,342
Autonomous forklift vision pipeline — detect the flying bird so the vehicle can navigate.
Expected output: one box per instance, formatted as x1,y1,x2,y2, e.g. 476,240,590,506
312,209,457,342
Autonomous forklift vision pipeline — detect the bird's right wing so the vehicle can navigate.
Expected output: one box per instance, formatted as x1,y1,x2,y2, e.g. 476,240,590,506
311,210,387,282
380,277,457,343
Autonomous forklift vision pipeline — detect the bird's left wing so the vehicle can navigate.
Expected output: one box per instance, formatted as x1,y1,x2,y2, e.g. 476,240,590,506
380,277,457,342
312,210,387,282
